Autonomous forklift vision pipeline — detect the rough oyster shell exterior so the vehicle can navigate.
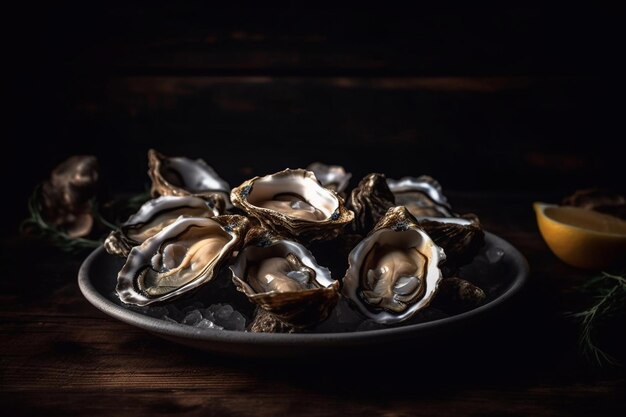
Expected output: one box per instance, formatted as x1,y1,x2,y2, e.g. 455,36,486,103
562,188,626,220
387,175,454,218
432,277,486,313
307,162,352,196
418,216,485,267
40,155,99,238
148,149,230,210
347,173,396,236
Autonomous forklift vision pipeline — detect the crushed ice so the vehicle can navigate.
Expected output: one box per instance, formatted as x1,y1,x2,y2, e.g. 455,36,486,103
126,244,506,334
485,247,505,264
137,302,246,331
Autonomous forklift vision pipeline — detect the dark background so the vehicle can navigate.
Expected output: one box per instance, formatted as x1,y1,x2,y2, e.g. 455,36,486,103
4,4,625,236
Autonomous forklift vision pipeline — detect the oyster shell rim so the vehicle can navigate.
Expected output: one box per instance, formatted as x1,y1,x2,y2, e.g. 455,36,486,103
148,149,231,203
104,195,218,258
116,215,248,306
306,161,352,195
230,168,354,240
229,237,340,327
386,175,454,218
342,206,446,324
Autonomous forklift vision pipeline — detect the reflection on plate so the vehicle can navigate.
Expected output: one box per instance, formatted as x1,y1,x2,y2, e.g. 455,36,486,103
78,232,527,357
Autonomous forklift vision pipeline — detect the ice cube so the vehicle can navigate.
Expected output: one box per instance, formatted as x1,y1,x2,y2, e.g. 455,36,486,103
223,310,247,331
485,247,505,264
216,304,234,321
195,318,223,330
182,310,203,326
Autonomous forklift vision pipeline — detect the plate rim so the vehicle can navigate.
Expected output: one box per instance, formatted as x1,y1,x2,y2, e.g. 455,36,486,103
78,231,528,347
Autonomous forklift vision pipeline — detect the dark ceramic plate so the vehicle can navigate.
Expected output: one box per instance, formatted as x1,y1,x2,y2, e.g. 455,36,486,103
78,232,528,357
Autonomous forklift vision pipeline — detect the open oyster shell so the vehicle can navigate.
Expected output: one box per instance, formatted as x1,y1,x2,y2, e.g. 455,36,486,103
387,176,454,218
386,176,484,265
116,214,250,306
343,206,445,324
230,168,354,241
307,162,352,196
230,233,339,329
104,196,218,257
148,149,230,208
347,173,396,235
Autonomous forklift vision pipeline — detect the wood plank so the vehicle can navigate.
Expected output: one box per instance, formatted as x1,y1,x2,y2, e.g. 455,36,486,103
17,5,612,75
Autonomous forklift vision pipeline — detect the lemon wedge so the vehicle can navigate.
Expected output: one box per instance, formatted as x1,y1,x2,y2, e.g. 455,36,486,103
533,202,626,269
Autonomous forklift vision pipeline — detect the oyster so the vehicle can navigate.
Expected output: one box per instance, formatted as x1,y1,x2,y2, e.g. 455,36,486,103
347,173,396,235
387,176,454,218
432,277,486,313
562,189,626,220
230,168,354,241
116,215,250,305
40,155,99,238
419,216,485,267
148,149,230,208
307,162,352,196
230,233,339,330
104,196,219,257
343,206,445,324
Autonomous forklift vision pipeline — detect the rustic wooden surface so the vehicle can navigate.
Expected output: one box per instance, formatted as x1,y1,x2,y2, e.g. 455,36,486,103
1,192,624,416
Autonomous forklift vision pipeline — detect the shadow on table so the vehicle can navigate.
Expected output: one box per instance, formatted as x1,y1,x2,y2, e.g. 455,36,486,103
167,289,586,398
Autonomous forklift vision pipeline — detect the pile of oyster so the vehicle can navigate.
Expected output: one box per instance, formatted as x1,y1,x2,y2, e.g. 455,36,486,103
106,150,489,333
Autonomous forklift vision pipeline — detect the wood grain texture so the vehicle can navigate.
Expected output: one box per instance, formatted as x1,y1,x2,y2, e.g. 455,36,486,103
13,5,614,76
2,193,625,416
6,74,623,240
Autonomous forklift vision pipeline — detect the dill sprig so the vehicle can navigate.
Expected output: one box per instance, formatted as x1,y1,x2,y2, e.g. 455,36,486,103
20,185,151,254
19,185,102,254
568,271,626,367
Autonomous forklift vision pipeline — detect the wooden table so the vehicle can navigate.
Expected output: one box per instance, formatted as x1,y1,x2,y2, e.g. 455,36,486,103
2,192,624,416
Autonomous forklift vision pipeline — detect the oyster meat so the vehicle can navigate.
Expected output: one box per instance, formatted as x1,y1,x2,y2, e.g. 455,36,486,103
231,168,354,241
230,233,339,330
343,206,445,324
116,215,249,305
148,149,230,209
387,175,454,218
104,196,217,257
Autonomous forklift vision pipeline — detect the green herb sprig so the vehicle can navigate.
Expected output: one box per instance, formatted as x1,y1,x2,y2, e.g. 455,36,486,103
20,185,150,254
20,185,102,253
569,271,626,367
